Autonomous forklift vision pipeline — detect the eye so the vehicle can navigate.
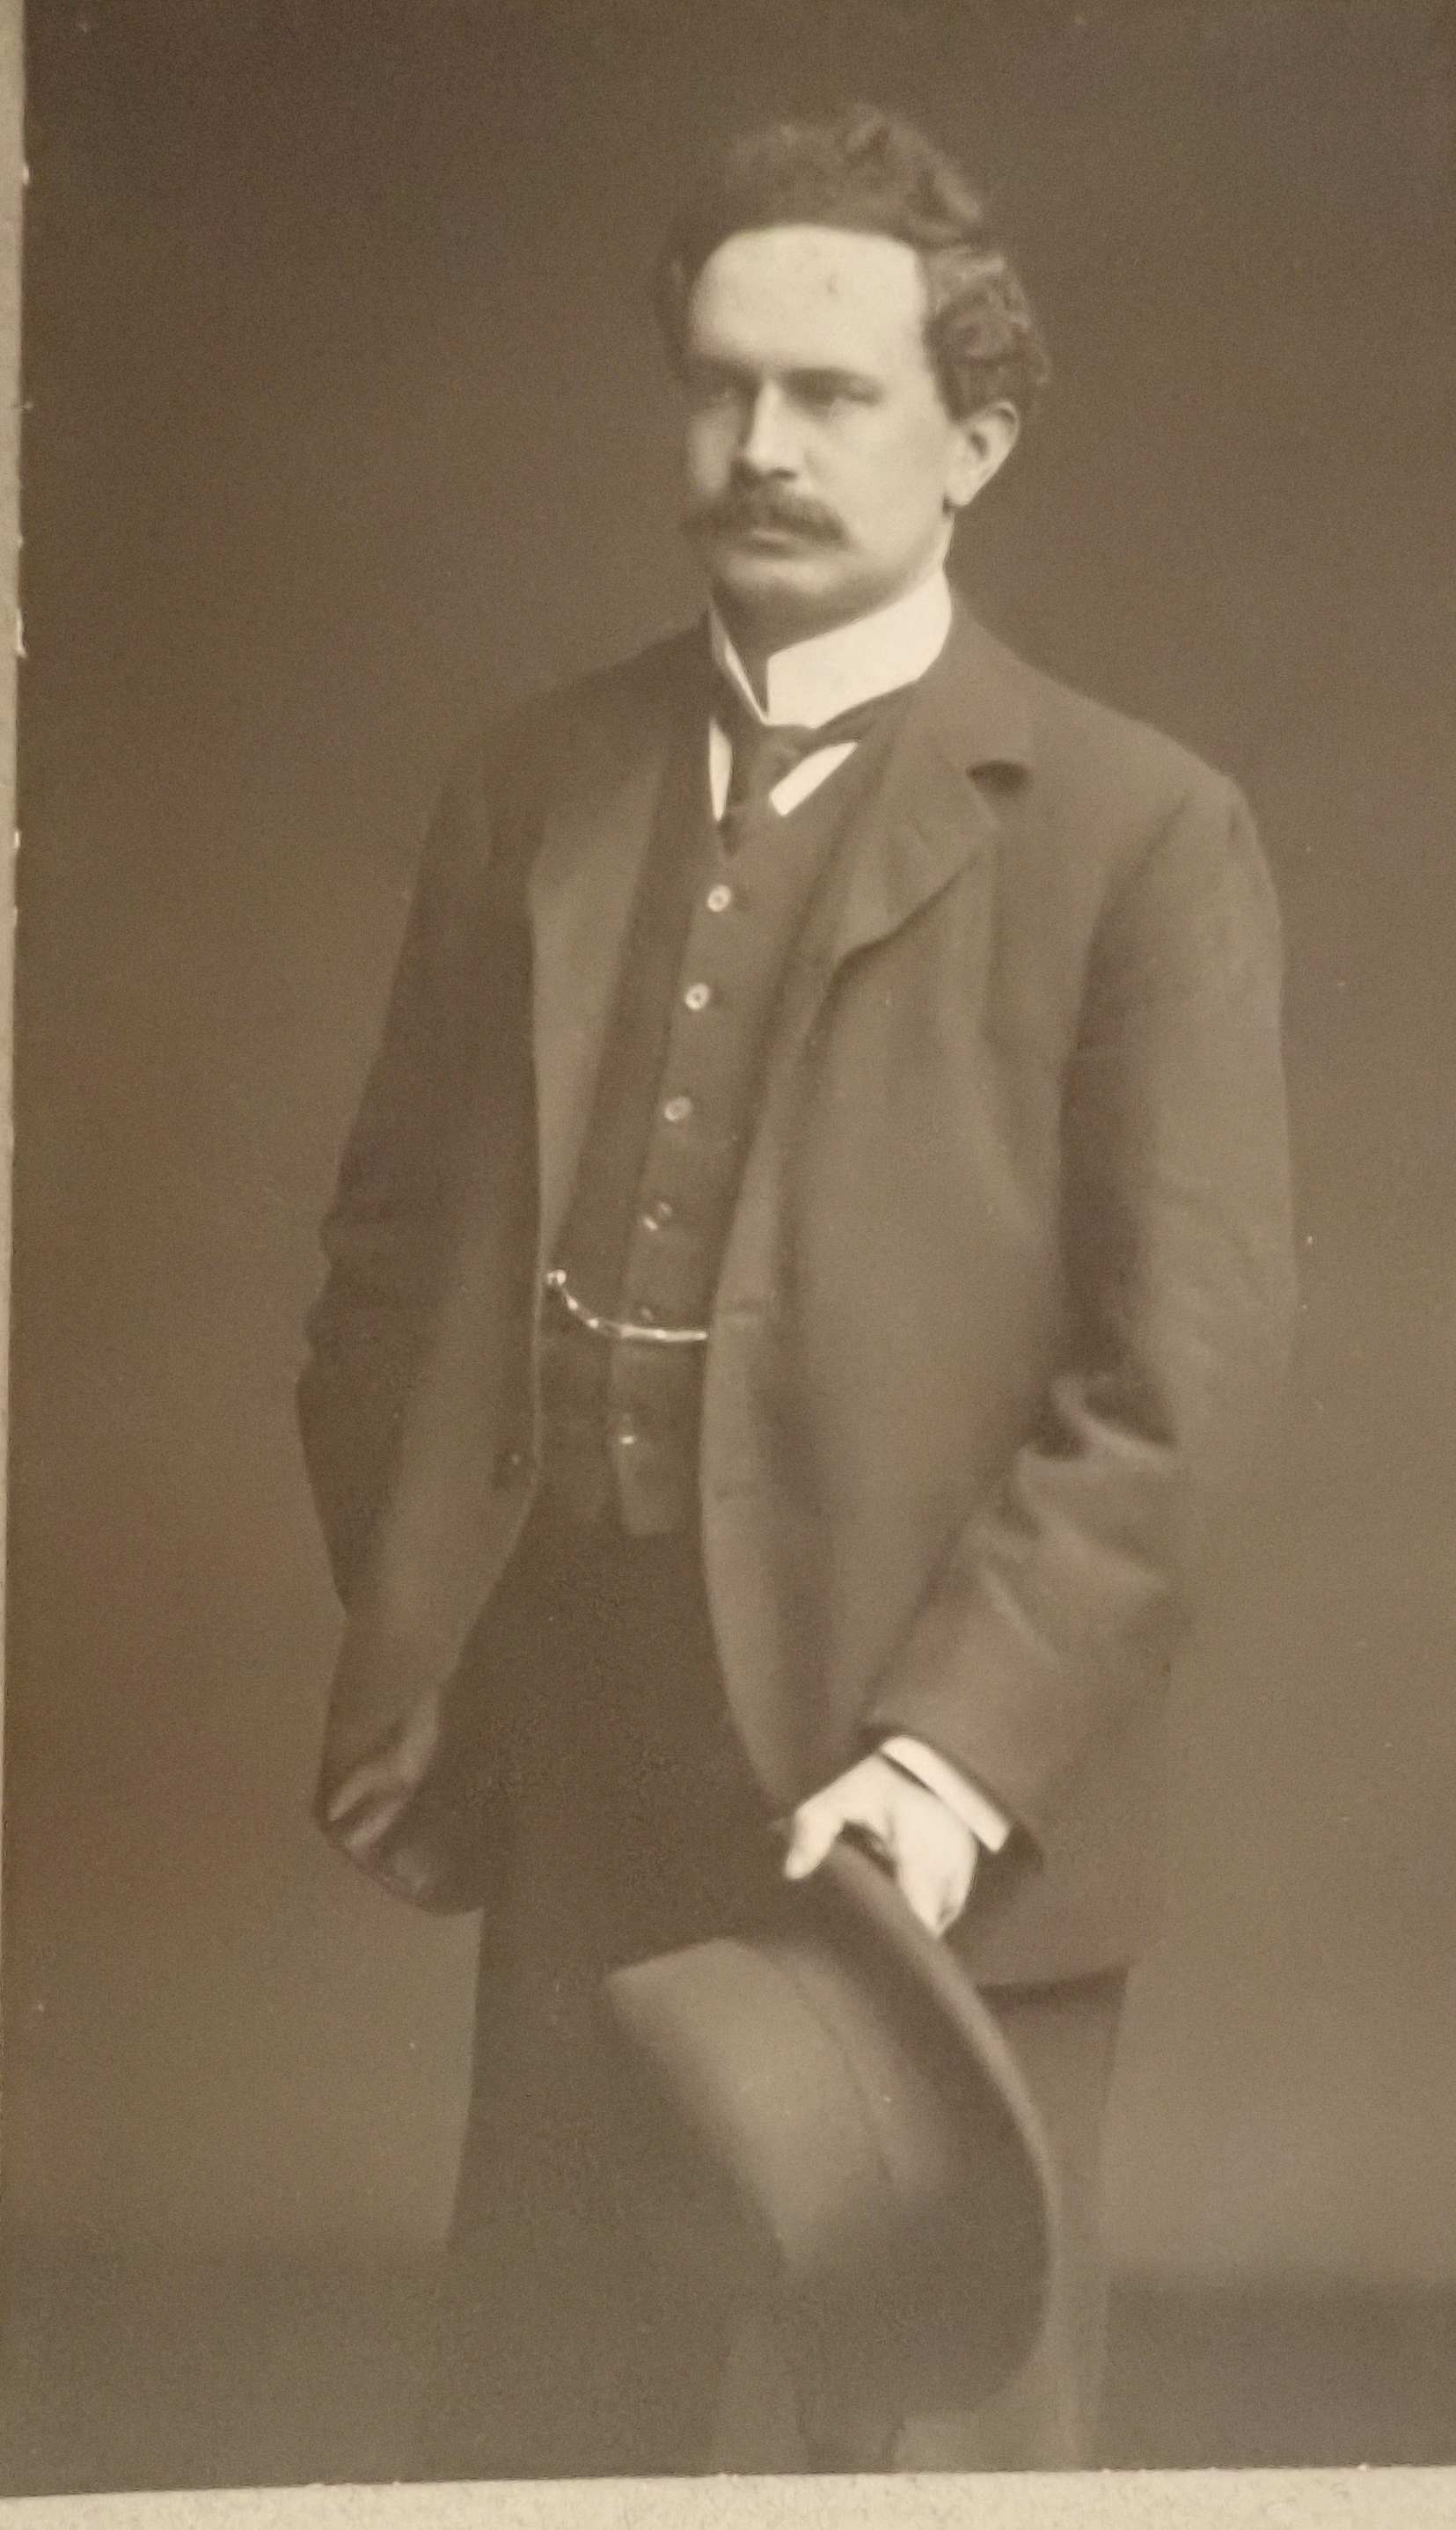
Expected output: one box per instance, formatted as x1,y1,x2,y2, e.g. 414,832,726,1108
796,376,876,415
684,366,743,412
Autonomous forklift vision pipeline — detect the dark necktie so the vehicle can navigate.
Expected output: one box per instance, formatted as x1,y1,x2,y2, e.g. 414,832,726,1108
713,674,910,825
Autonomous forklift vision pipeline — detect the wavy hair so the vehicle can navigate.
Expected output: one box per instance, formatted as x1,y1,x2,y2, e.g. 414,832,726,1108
654,105,1050,422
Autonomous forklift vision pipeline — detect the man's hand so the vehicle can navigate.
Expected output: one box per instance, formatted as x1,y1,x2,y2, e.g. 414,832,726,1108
782,1752,978,1939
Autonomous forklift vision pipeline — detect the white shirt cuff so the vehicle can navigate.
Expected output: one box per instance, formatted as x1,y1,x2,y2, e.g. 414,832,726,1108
880,1735,1013,1852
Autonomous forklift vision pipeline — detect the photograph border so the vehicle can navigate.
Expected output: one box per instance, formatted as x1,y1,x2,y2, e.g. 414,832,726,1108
3,5,1452,2523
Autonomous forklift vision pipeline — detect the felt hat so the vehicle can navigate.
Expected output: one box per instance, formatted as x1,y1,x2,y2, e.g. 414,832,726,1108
604,1837,1057,2414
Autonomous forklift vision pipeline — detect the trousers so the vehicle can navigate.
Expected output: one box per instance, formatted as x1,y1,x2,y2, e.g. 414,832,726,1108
417,1499,1126,2479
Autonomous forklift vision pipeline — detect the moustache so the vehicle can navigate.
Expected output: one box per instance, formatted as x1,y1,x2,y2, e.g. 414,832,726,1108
684,490,845,545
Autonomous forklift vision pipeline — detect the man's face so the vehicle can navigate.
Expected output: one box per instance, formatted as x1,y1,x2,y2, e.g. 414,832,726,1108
679,224,1005,648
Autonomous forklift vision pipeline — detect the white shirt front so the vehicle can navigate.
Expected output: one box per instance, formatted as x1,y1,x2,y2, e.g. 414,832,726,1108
707,567,955,820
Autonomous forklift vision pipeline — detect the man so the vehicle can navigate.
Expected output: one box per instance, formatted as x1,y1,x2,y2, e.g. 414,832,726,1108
299,106,1294,2475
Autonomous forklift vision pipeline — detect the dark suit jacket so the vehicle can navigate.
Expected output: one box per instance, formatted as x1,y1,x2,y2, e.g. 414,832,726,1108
298,603,1295,1987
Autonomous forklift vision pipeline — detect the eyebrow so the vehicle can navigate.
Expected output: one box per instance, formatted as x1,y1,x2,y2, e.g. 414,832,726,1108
684,356,882,395
788,366,880,395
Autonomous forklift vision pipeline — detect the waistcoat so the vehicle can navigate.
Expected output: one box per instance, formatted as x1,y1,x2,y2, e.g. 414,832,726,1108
541,690,904,1533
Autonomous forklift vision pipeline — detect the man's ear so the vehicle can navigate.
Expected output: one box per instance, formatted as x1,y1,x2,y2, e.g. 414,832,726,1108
946,399,1020,513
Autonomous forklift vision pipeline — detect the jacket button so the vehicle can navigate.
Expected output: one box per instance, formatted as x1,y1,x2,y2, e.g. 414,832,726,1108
493,1443,527,1485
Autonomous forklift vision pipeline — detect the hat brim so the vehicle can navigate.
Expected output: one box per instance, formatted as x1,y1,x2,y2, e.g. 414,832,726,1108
604,1838,1057,2411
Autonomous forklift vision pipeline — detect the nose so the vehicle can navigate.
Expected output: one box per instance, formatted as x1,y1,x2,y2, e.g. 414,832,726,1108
733,383,798,479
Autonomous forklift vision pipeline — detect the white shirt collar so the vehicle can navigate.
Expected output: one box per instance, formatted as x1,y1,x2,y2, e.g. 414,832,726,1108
709,568,954,730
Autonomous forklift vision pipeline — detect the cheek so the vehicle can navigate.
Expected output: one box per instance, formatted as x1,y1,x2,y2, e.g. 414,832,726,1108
684,414,733,489
834,416,947,530
842,449,942,544
896,435,959,528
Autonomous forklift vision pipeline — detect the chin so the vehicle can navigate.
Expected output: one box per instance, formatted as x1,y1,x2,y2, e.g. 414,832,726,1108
710,552,859,640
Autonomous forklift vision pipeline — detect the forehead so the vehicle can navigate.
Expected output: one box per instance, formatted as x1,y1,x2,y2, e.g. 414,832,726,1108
684,225,932,375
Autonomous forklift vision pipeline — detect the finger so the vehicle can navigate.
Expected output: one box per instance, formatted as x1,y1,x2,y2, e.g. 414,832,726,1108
782,1756,893,1880
883,1789,978,1938
929,1834,977,1935
781,1792,847,1881
892,1837,958,1937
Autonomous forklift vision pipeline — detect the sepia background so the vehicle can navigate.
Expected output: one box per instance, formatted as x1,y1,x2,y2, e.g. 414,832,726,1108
7,0,1455,2494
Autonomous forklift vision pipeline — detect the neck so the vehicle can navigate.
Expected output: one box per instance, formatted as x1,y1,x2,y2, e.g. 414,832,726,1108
709,599,804,704
709,546,956,699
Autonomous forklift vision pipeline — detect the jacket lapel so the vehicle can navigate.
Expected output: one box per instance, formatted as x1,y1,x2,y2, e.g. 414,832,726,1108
527,639,703,1265
768,601,1035,1068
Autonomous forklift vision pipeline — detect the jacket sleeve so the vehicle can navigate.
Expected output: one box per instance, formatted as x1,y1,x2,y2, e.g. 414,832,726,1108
862,774,1297,1848
296,737,512,1603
